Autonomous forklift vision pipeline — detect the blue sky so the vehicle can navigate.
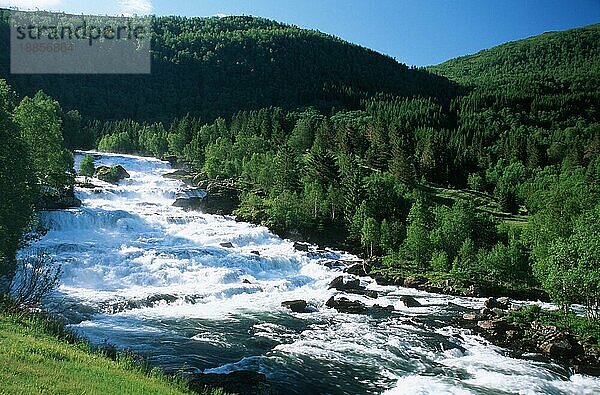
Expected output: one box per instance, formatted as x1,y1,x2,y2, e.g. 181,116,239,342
2,0,599,66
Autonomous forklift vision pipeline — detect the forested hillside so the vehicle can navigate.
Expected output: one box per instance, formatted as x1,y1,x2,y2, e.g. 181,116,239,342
431,23,600,93
0,10,456,122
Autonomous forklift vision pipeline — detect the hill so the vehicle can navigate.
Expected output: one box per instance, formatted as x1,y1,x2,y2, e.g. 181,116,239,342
0,10,456,122
430,23,600,93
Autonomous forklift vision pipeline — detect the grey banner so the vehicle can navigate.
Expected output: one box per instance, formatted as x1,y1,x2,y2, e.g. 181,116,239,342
10,11,151,74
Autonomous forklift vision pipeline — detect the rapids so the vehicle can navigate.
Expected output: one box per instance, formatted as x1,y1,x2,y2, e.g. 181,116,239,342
21,152,600,394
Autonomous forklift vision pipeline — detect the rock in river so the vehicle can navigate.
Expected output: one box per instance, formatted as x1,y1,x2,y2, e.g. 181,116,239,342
400,295,422,307
282,300,310,313
95,165,130,184
326,296,368,314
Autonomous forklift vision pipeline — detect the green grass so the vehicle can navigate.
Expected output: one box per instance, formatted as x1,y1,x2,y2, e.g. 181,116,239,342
0,303,225,395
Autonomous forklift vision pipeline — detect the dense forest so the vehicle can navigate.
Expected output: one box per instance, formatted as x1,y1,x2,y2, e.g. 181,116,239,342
0,10,456,122
1,13,599,331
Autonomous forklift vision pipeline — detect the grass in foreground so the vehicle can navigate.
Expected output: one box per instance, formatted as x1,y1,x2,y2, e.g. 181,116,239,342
0,302,225,395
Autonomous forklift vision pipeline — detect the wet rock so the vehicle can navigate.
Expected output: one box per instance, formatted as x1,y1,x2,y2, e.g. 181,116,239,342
37,186,82,210
146,294,178,305
179,181,239,215
250,251,260,256
327,275,378,298
373,274,404,286
163,169,195,184
328,276,345,290
220,242,234,248
479,307,494,318
188,370,271,395
293,242,310,252
326,296,367,314
242,279,252,284
95,165,130,184
172,197,203,210
344,262,370,276
323,260,345,270
484,297,511,310
400,295,422,307
329,276,365,291
477,319,507,331
362,290,379,298
371,304,395,313
281,300,310,313
75,181,101,189
447,302,472,312
172,189,207,211
403,276,429,288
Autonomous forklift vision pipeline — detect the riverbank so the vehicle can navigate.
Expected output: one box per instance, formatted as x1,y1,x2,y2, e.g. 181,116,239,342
0,298,225,395
456,300,600,376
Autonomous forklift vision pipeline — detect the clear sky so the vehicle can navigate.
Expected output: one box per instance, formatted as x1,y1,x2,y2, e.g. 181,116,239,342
2,0,599,66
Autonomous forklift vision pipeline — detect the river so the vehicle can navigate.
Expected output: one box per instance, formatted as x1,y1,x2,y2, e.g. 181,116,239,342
22,152,600,394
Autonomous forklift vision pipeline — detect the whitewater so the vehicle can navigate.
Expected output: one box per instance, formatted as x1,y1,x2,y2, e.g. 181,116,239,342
22,152,600,394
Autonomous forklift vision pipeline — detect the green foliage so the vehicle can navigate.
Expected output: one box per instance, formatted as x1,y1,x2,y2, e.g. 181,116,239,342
467,173,485,191
79,154,95,179
508,305,600,347
0,81,37,294
403,201,433,270
13,91,74,190
361,217,379,257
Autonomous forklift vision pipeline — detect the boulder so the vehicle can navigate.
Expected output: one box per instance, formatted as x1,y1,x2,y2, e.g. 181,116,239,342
344,262,370,276
75,181,101,189
403,276,429,288
293,242,310,252
477,319,508,331
188,371,271,395
328,276,345,290
198,182,240,215
172,188,207,210
400,295,422,307
250,251,260,256
220,242,234,248
539,338,579,358
281,300,310,313
484,297,511,310
37,186,82,210
371,304,395,314
326,296,367,314
373,274,404,286
172,197,203,210
95,165,130,184
323,260,345,270
162,169,194,183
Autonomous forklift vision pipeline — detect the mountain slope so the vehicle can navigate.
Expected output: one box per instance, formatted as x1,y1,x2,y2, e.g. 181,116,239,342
0,11,456,122
430,23,600,93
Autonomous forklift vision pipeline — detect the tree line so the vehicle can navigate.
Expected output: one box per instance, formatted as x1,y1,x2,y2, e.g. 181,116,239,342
0,80,74,295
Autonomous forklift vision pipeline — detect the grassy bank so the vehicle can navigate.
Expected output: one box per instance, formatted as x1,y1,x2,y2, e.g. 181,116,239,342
0,301,223,395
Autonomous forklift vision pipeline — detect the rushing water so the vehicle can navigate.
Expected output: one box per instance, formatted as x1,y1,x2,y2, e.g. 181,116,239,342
22,152,600,394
